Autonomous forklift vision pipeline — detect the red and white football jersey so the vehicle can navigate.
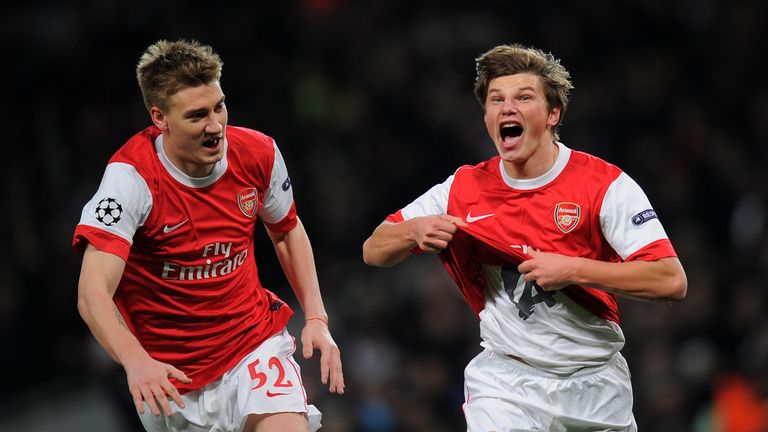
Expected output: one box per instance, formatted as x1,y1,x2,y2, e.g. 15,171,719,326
73,126,297,392
388,143,677,374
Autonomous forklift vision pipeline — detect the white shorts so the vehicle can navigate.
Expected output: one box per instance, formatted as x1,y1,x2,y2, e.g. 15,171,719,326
138,328,322,432
463,349,637,432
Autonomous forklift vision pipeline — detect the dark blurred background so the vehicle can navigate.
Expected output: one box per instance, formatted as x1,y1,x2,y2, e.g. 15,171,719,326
2,1,767,431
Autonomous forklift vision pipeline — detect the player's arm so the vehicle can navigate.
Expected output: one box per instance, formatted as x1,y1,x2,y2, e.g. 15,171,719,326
77,244,191,416
363,215,467,267
518,251,687,301
520,171,687,302
266,218,344,394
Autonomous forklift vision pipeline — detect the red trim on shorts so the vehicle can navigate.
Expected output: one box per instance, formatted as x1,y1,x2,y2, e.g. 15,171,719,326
286,334,309,410
462,382,471,424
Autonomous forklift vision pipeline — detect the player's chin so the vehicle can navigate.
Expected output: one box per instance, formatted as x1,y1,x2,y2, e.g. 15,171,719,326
199,146,224,161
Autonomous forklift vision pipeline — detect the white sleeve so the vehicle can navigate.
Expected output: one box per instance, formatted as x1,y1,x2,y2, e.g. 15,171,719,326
258,141,294,224
78,162,152,244
599,172,669,260
400,175,454,220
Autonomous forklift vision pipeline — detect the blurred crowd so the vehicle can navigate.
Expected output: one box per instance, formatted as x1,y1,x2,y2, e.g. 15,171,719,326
2,1,767,431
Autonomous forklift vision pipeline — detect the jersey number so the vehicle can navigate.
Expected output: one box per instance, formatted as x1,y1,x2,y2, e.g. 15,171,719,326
501,266,557,320
247,356,294,390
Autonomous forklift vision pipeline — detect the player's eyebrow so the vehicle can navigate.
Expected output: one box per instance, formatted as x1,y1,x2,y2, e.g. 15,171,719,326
183,108,208,118
183,96,226,118
489,85,537,94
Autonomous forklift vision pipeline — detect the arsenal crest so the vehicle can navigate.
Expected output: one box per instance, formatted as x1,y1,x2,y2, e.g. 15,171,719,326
554,202,581,233
238,188,259,218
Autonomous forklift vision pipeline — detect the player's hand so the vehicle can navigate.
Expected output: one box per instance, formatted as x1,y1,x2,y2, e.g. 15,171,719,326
122,350,192,417
301,318,344,394
410,215,467,253
517,249,575,291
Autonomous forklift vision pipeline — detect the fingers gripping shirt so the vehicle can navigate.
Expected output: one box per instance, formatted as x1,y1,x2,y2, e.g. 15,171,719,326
387,142,678,374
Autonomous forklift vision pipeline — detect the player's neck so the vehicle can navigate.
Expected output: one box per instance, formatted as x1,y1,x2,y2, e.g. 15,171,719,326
502,141,559,180
173,159,216,178
161,139,217,178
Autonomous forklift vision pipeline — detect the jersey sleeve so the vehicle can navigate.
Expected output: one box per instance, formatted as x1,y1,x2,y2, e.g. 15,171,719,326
258,141,298,233
386,174,454,223
72,162,152,260
599,172,676,261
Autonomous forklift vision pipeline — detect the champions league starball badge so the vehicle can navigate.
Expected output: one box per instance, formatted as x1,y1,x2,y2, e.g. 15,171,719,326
95,197,123,226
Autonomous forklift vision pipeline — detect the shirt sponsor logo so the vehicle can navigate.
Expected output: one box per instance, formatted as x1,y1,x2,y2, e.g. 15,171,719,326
510,244,539,255
238,187,259,218
632,209,658,226
161,242,248,281
554,202,581,233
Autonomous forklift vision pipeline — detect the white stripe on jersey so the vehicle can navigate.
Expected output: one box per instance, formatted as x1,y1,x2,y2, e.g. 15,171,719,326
78,162,152,245
400,174,453,219
600,172,669,260
258,141,294,224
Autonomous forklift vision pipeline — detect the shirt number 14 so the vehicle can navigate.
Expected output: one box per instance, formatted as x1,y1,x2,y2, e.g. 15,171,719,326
501,266,557,321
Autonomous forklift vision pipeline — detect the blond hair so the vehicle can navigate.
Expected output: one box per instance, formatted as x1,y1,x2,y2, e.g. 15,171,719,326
136,39,223,112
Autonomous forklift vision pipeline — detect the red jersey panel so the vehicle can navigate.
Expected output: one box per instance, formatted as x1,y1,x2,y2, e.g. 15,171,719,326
73,126,297,392
388,143,678,373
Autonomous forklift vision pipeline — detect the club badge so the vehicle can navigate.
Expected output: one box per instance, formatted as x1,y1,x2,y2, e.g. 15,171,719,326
238,188,259,218
554,202,581,233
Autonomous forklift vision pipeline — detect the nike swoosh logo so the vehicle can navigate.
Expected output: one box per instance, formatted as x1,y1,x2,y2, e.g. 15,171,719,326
265,390,291,397
466,211,495,223
163,219,189,233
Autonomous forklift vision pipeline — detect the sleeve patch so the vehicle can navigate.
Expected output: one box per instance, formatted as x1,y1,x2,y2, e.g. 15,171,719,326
631,209,658,226
94,197,124,227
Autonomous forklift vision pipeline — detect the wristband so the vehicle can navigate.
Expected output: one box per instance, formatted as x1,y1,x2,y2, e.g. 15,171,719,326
305,317,328,326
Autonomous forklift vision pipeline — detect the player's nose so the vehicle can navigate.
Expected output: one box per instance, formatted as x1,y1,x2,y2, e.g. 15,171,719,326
204,114,223,134
501,99,517,114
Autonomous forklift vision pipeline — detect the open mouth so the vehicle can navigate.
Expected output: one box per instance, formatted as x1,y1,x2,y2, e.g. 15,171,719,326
500,124,523,141
202,137,221,149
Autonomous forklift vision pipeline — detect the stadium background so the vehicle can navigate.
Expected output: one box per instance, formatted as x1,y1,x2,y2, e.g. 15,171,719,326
2,1,767,430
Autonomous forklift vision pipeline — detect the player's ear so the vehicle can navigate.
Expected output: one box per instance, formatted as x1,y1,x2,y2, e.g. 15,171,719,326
547,106,561,128
150,106,168,131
